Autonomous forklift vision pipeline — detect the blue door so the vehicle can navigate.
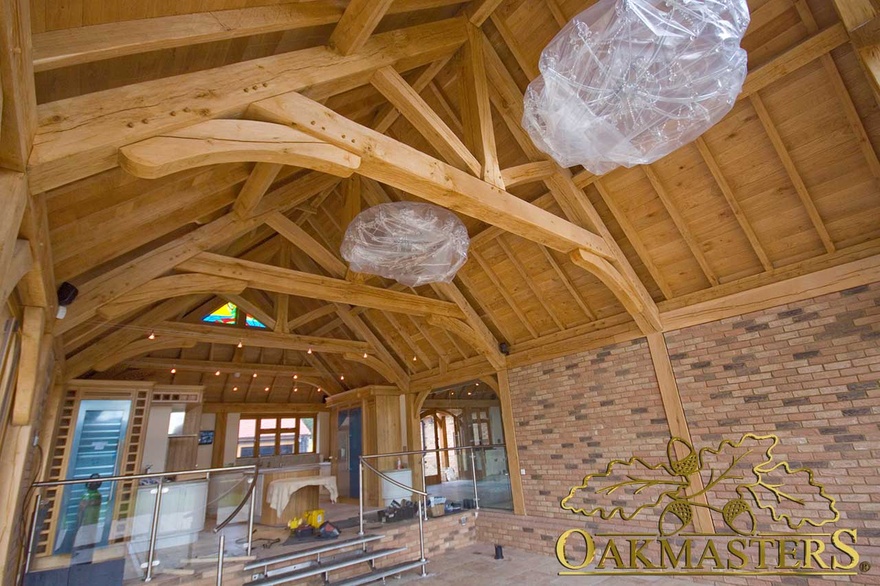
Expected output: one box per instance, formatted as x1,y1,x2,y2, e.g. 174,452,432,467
55,400,131,554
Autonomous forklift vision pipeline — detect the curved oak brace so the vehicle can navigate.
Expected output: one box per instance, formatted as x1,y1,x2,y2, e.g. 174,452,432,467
427,314,506,369
93,338,198,372
343,352,403,388
569,249,661,334
478,375,499,394
414,387,433,414
119,119,361,179
97,274,249,320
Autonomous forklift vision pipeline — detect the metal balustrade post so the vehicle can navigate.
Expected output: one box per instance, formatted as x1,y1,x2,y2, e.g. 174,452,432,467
469,448,480,510
23,493,41,576
246,474,257,556
421,455,428,520
216,534,225,586
418,494,427,576
144,477,165,582
358,458,364,536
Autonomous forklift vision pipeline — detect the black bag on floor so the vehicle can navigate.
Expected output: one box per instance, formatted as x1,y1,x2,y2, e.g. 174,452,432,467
316,521,340,539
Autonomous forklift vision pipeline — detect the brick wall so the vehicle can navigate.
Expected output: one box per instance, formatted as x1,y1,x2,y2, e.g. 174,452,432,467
491,282,880,584
509,337,670,534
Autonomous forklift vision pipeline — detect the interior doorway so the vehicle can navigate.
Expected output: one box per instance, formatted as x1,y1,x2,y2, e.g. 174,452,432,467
418,380,509,507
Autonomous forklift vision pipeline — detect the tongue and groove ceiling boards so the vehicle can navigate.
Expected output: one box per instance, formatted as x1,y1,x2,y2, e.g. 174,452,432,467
22,0,880,403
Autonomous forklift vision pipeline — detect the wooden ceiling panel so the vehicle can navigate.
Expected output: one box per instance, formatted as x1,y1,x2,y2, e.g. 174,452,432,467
831,48,880,150
698,98,824,268
742,4,807,69
649,146,763,285
524,249,593,327
51,165,245,282
456,259,531,342
598,168,708,298
479,238,561,336
584,186,665,302
494,0,558,77
35,34,281,103
758,61,880,251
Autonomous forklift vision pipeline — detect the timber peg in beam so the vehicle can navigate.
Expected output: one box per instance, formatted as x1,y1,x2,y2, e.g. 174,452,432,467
119,119,361,179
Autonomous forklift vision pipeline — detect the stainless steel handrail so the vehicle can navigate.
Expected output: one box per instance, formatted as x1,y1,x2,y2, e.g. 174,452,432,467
31,464,257,487
360,460,428,496
213,470,258,532
25,464,258,582
358,444,506,460
357,444,508,578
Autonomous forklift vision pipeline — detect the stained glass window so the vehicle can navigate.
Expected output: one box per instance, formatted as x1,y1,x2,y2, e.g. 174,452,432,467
203,302,237,325
245,314,267,328
202,302,267,329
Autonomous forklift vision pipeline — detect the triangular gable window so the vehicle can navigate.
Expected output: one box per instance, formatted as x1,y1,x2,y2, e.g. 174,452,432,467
202,302,267,329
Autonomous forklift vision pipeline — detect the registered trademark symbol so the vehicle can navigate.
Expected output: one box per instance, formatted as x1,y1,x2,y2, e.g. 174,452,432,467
859,561,871,573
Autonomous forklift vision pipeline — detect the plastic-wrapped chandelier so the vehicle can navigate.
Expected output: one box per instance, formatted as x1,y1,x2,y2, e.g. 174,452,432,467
340,202,470,287
522,0,750,175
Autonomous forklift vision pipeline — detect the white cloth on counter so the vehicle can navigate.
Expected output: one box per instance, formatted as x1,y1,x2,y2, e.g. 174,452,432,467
267,476,338,516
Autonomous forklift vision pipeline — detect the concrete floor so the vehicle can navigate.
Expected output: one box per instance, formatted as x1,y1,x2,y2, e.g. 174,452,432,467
395,543,701,586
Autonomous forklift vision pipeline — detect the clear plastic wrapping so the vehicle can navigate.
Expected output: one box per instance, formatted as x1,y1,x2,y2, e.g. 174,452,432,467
340,202,469,287
522,0,750,174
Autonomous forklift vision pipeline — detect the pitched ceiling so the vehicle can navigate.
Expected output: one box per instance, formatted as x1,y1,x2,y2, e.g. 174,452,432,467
31,0,880,401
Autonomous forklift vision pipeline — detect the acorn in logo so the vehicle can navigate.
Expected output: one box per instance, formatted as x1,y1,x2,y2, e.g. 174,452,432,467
722,497,756,535
667,438,700,477
659,499,693,536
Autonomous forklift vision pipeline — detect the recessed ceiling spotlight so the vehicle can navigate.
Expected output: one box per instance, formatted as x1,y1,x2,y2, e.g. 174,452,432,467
148,331,156,340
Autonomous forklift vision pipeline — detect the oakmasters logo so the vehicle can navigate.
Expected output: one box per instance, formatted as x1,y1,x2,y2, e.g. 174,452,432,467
555,433,869,577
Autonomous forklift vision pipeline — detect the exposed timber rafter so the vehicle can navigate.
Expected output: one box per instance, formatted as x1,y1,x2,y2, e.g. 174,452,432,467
124,357,321,378
177,252,464,319
32,0,466,72
94,338,198,372
248,92,612,258
148,321,370,355
479,33,661,333
459,22,504,188
54,171,340,336
330,0,395,56
64,297,198,379
119,119,360,180
264,218,410,388
371,66,481,176
30,17,469,193
97,274,248,320
427,315,504,370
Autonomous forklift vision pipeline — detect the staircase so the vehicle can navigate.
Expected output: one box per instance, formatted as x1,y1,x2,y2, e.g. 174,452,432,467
243,534,427,585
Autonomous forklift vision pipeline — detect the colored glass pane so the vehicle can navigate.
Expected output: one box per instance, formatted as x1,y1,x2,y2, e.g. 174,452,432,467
245,314,267,328
203,302,237,325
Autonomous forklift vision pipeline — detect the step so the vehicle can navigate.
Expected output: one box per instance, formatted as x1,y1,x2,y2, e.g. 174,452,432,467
247,547,408,586
244,534,385,572
331,559,428,586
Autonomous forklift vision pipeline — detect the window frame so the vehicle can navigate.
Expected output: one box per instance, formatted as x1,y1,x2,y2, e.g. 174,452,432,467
237,414,317,458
